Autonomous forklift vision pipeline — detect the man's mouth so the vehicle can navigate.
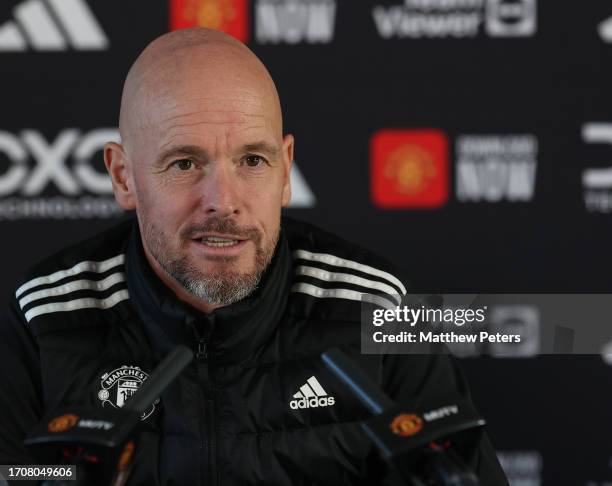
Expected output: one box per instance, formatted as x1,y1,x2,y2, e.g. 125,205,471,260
190,233,250,254
199,236,242,248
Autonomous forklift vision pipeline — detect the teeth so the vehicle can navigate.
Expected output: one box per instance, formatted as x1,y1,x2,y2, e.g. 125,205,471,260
202,241,238,248
202,236,234,242
200,237,239,247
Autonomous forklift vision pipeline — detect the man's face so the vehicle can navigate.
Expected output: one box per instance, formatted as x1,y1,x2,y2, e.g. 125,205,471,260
115,53,293,307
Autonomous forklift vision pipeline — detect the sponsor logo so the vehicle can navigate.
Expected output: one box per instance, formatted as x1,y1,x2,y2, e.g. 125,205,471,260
255,0,336,44
372,0,537,39
289,163,316,208
600,338,612,367
370,129,449,209
0,0,108,52
497,450,542,485
489,305,539,357
0,127,313,219
169,0,249,42
456,134,538,203
289,375,335,409
582,123,612,213
48,413,79,432
485,0,536,37
390,413,423,436
371,130,538,208
423,404,458,421
598,14,612,42
390,405,458,437
76,419,114,431
0,128,122,220
602,340,612,366
48,414,115,432
98,365,158,420
169,0,337,45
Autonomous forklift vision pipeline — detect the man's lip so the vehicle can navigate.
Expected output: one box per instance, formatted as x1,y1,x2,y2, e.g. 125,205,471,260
190,233,247,241
188,238,249,256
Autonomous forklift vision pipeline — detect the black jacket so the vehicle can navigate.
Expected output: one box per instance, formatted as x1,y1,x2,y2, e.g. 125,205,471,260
0,216,508,485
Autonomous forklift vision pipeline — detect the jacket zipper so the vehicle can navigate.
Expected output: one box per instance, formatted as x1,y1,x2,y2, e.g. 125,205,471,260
196,336,218,486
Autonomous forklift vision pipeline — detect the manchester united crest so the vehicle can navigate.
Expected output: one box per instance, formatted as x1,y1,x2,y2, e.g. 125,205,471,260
97,365,158,420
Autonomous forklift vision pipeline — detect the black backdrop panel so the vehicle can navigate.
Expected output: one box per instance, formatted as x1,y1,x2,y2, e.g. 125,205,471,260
1,1,612,483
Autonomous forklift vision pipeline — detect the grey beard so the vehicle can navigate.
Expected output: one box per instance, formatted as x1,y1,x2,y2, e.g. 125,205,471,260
141,216,279,307
168,257,263,305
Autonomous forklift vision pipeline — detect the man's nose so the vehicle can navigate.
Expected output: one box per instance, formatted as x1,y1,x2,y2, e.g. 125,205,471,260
201,162,241,217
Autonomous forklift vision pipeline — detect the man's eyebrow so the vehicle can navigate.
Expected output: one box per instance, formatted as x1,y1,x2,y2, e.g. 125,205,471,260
241,142,281,156
155,142,281,165
156,145,208,165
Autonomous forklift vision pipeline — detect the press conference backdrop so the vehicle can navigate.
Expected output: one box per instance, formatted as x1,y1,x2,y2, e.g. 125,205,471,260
0,0,610,483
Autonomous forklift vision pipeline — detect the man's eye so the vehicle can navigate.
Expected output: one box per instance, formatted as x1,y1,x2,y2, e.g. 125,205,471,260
173,159,194,171
245,155,266,167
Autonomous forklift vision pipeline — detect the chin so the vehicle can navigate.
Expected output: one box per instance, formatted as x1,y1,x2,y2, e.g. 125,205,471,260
195,256,253,273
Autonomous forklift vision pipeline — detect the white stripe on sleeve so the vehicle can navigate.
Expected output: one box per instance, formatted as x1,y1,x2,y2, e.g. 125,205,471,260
291,282,396,308
292,250,406,295
16,254,125,298
24,289,130,323
18,272,126,309
295,265,401,304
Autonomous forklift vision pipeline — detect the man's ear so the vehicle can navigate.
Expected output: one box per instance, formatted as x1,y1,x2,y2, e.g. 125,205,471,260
104,142,136,210
281,134,294,207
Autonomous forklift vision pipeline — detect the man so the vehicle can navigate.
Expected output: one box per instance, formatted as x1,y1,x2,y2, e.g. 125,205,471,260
0,28,507,485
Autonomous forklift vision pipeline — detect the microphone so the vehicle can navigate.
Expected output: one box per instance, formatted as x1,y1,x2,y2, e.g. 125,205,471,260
321,348,485,486
24,345,194,486
123,346,193,415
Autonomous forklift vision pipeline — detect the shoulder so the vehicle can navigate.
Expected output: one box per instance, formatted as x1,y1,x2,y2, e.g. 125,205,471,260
283,217,407,316
13,218,134,329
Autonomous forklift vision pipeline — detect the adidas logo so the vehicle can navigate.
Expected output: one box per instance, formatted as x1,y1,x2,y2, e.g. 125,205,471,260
289,376,335,410
0,0,108,52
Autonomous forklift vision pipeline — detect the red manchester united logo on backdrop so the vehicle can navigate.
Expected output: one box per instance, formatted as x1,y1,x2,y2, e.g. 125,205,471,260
370,129,449,209
170,0,250,42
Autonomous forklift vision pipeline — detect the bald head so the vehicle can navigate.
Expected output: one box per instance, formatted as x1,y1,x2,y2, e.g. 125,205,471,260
104,28,294,313
119,28,283,155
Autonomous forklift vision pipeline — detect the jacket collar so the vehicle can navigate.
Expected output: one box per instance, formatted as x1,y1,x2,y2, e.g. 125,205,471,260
125,219,293,364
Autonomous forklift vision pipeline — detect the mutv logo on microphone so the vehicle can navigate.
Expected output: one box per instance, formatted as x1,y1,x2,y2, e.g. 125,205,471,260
390,413,423,437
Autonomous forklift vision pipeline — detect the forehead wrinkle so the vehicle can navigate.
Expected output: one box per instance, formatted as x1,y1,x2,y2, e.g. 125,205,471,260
155,107,270,142
137,69,276,121
157,123,270,155
155,101,266,125
228,125,268,137
160,121,264,147
151,102,269,132
155,111,267,130
157,132,218,153
142,114,267,144
162,121,250,133
159,125,274,157
160,95,265,112
160,110,266,124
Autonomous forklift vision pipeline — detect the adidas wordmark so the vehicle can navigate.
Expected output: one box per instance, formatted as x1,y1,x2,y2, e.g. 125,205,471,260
289,376,335,409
